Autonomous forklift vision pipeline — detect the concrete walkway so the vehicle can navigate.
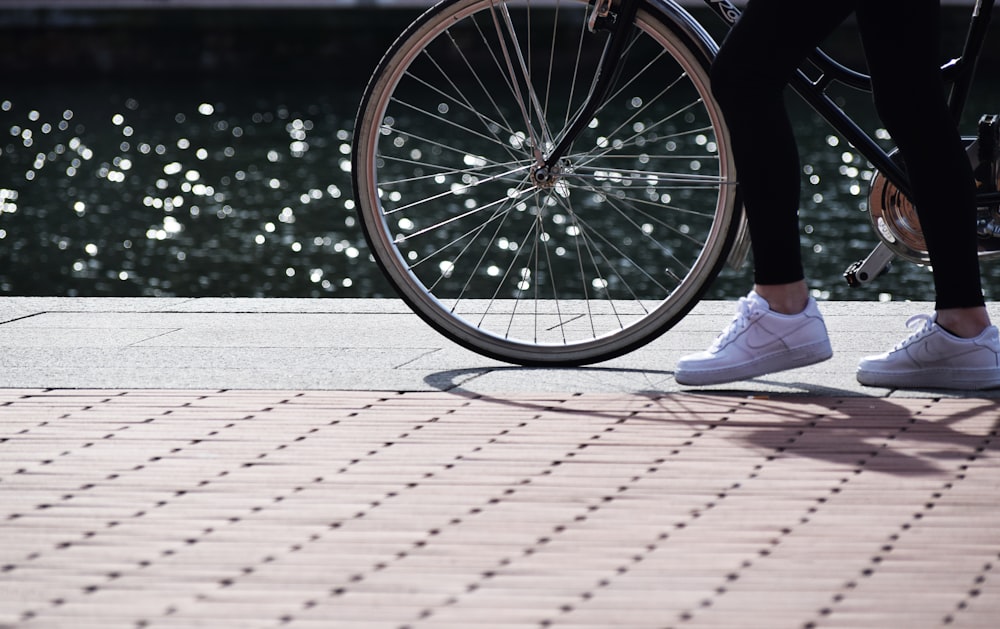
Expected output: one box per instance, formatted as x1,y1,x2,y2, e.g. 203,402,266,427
4,297,1000,396
2,298,999,628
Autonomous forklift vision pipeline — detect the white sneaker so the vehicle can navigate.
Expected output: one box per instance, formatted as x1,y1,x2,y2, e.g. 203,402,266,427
675,291,833,386
856,314,1000,390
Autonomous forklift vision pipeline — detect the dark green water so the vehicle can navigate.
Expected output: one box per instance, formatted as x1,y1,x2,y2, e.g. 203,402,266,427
1,6,997,302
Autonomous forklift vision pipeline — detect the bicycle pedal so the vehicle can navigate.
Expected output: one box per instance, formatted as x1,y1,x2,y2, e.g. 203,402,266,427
843,242,894,287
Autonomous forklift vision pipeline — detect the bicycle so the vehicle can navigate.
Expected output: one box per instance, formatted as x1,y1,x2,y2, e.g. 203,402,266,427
351,0,999,366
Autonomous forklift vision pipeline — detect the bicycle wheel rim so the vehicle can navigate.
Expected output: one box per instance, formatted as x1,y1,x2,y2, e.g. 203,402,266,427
353,0,738,365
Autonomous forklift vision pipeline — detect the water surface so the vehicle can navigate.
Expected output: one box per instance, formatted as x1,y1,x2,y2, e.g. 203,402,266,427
2,8,997,304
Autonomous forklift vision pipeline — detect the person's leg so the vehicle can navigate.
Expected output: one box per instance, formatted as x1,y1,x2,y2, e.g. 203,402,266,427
711,0,854,315
676,0,853,386
854,0,999,389
856,0,989,334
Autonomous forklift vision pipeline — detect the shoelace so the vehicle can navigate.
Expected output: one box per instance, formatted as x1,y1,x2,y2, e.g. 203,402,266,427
891,313,936,352
710,294,760,351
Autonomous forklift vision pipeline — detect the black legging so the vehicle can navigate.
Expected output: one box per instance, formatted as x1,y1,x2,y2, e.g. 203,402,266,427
711,0,984,309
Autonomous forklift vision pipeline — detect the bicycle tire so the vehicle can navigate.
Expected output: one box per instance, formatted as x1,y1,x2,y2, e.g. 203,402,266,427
352,0,740,366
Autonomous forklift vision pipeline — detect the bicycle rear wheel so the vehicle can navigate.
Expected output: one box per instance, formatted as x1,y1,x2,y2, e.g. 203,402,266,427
353,0,739,365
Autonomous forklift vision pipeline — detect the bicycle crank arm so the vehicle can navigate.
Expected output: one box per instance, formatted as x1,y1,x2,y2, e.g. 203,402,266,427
844,241,896,287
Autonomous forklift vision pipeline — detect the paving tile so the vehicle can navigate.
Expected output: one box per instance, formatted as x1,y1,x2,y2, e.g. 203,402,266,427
1,390,998,628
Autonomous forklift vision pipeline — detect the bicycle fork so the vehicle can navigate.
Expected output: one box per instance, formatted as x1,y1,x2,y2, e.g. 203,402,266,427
532,0,641,184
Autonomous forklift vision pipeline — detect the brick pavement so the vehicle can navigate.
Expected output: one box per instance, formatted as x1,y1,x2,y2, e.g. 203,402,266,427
2,389,998,628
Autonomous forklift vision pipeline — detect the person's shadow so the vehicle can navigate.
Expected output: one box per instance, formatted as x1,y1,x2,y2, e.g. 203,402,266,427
424,366,1000,478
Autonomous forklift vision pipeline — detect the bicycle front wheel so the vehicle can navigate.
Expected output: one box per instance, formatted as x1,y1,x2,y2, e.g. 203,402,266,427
353,0,739,365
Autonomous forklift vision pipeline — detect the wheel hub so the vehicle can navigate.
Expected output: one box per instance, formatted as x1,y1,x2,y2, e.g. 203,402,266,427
530,162,564,188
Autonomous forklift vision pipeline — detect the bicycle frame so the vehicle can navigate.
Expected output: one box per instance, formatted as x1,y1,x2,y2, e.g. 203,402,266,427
780,0,996,204
557,0,998,206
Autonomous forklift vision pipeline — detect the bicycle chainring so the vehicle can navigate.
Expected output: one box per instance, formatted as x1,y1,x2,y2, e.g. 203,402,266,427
868,131,1000,264
868,153,927,264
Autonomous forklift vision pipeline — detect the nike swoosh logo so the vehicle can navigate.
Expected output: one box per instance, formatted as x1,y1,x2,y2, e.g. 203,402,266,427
909,329,979,367
908,332,942,366
744,316,820,351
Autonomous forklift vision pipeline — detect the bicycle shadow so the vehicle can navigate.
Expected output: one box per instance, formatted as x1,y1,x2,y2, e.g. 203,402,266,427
423,366,1000,478
661,387,999,478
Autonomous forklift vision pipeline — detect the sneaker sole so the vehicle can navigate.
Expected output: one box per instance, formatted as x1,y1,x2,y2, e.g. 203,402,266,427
856,367,1000,390
675,340,833,387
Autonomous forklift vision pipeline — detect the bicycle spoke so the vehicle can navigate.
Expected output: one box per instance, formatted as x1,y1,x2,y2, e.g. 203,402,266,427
389,97,524,156
572,98,708,170
501,209,546,339
567,166,726,191
424,197,521,294
465,13,527,134
554,27,649,158
376,155,527,187
559,2,590,133
559,194,629,333
418,43,527,168
486,0,545,163
497,2,556,151
391,173,534,239
404,63,519,141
